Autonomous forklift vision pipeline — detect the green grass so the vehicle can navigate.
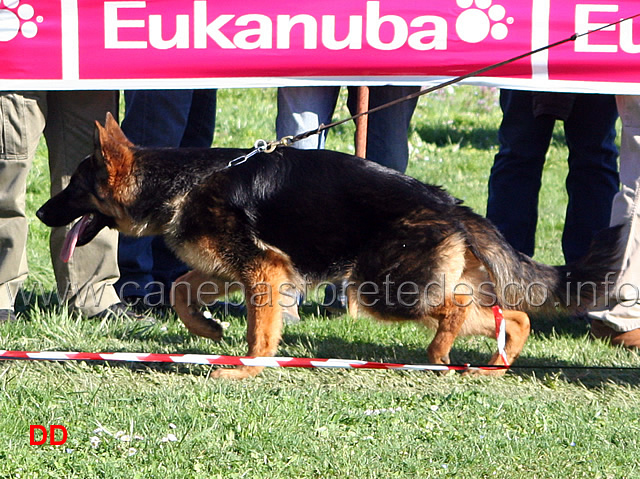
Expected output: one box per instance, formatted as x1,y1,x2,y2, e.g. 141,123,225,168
2,86,639,478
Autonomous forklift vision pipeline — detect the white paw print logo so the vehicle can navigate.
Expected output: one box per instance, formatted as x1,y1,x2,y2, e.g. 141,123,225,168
0,0,43,42
455,0,513,44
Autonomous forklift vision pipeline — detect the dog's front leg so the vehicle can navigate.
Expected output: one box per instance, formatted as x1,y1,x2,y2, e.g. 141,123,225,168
171,270,238,341
213,254,291,380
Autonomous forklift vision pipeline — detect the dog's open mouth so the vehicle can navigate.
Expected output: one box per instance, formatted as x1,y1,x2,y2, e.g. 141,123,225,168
61,214,92,263
60,213,111,263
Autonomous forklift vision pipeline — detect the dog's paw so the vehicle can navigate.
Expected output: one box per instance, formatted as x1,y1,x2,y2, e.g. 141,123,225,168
465,367,508,377
463,353,508,377
211,366,262,380
201,311,230,338
185,308,226,341
427,353,451,366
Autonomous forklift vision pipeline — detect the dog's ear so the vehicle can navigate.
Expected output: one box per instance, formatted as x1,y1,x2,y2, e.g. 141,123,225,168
93,113,134,161
93,114,135,185
104,112,134,147
93,119,106,163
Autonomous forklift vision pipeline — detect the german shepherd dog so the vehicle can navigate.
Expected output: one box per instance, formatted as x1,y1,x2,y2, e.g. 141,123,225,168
37,113,619,379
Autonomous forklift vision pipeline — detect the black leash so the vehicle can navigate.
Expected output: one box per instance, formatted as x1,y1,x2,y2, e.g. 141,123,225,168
262,12,640,153
224,12,640,168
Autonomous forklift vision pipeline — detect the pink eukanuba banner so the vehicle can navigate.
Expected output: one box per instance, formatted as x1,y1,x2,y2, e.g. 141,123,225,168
1,0,638,92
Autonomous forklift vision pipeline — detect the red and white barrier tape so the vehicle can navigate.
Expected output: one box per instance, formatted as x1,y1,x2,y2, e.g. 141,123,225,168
0,305,511,372
0,350,508,372
492,305,510,367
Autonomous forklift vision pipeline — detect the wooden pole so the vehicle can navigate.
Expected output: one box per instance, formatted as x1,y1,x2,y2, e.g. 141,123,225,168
355,86,369,158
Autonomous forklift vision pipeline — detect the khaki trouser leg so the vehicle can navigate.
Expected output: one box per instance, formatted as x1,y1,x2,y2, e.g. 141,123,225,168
45,91,122,317
0,92,46,310
590,95,640,331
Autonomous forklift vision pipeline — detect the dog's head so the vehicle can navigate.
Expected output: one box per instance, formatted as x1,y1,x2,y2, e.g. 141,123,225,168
36,112,136,262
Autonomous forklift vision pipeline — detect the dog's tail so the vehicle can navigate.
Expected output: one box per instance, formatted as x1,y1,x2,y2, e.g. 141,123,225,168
467,223,622,313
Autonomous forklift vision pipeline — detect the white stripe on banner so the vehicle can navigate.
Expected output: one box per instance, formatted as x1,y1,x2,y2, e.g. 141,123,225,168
531,0,551,80
311,359,365,368
240,357,285,368
27,351,70,360
170,354,221,365
101,353,145,362
60,0,79,81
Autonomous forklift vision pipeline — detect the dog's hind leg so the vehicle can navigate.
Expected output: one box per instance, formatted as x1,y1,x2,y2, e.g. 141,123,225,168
171,270,241,341
481,309,531,376
213,251,294,380
425,296,470,366
463,307,531,376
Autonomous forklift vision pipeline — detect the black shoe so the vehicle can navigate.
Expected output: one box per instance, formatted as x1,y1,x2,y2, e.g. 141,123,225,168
0,309,17,322
90,302,155,322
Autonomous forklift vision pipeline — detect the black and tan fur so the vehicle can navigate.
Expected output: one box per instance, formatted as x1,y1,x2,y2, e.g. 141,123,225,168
37,113,620,379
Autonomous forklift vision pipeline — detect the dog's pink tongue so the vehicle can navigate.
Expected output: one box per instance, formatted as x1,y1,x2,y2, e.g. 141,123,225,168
60,215,91,263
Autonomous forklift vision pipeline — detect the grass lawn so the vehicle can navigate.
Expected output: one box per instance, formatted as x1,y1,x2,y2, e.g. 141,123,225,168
1,86,639,478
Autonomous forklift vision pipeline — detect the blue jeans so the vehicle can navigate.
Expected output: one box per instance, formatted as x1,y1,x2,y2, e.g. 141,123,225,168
487,90,619,263
277,86,419,309
116,89,217,302
276,86,419,173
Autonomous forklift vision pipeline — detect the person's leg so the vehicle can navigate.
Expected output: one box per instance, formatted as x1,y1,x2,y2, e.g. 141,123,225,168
121,90,193,146
276,86,340,149
115,236,155,300
45,91,121,317
486,90,555,257
589,95,640,345
0,92,46,315
180,89,217,148
147,89,217,303
562,94,619,263
347,86,420,173
276,86,341,318
117,90,202,303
